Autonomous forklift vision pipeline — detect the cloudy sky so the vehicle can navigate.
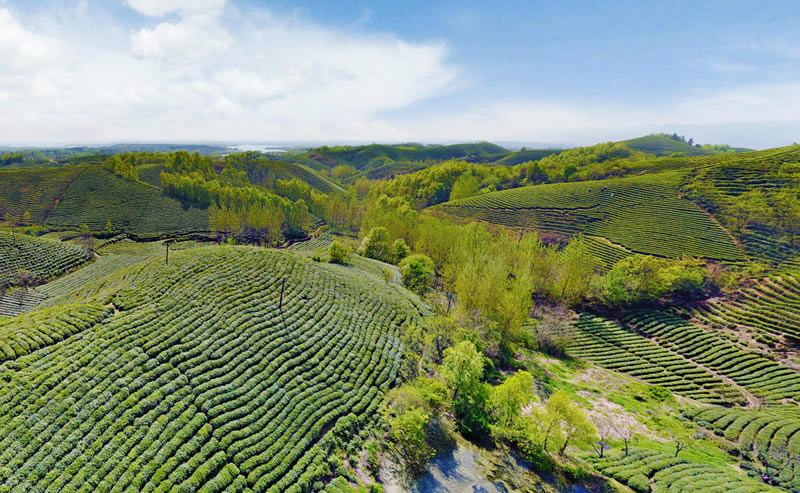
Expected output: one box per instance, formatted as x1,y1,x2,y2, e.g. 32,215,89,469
1,0,799,148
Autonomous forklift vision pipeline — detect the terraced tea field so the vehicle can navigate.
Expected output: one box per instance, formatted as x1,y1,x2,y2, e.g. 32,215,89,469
0,246,417,491
0,231,91,286
571,314,744,405
0,166,82,224
591,449,772,492
620,311,800,403
583,236,633,270
683,406,800,454
685,273,800,345
46,167,209,236
440,171,744,260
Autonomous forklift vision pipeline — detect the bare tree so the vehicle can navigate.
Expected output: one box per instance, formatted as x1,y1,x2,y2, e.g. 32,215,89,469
611,418,636,457
591,417,613,458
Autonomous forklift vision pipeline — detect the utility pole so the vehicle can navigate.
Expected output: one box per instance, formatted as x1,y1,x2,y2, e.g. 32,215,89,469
165,242,170,265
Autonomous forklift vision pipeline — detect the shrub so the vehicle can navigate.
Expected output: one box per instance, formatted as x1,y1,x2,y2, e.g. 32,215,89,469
329,240,352,265
399,254,435,295
392,238,410,263
627,473,650,493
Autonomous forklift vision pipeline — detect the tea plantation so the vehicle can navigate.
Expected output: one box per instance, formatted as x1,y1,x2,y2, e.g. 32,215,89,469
0,246,418,492
0,231,91,286
440,171,745,260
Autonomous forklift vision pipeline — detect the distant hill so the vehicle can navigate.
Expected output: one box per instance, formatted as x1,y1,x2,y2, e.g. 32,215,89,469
288,142,509,171
623,134,714,156
469,148,564,166
623,134,752,156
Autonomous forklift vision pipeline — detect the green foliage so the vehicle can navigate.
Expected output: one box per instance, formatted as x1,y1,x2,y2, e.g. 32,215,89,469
103,155,139,181
449,174,481,201
442,341,489,436
358,227,394,263
386,408,434,476
399,254,435,295
392,238,410,262
488,370,535,439
328,240,352,264
599,255,711,306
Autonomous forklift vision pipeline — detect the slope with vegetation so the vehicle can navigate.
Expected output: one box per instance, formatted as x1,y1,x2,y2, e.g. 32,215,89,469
440,171,744,260
1,137,798,492
0,246,419,491
0,231,91,290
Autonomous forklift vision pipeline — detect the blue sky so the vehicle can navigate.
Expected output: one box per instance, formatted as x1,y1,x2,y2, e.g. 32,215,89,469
1,0,799,148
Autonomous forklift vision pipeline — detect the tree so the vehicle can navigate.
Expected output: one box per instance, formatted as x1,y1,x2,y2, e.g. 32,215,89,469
591,417,613,458
611,419,636,456
284,200,311,235
381,379,447,478
488,370,535,440
105,220,113,235
80,224,94,250
386,407,433,476
392,238,410,263
555,235,600,303
331,165,356,180
359,227,393,263
449,174,481,201
399,254,435,295
441,341,488,435
328,240,352,264
22,211,31,224
666,422,692,458
545,390,596,456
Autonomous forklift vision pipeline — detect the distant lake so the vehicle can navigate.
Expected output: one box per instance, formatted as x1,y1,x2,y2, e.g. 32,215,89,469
228,144,288,153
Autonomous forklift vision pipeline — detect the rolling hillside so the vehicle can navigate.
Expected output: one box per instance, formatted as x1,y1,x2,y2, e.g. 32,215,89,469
0,165,209,236
0,231,91,287
623,135,714,156
288,142,508,171
0,246,419,491
439,170,745,260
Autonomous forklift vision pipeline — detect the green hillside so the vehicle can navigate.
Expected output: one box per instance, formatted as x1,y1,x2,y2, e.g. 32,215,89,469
290,142,508,171
440,170,744,260
0,231,91,287
45,166,209,236
0,246,418,491
624,134,714,156
244,160,345,194
0,165,210,235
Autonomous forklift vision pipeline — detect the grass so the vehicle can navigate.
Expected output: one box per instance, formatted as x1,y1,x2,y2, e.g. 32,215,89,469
440,170,744,261
0,246,419,491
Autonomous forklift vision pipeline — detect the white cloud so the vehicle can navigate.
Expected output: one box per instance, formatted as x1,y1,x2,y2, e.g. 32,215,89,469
0,2,798,149
126,0,225,17
0,3,457,143
0,8,61,70
130,13,232,59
